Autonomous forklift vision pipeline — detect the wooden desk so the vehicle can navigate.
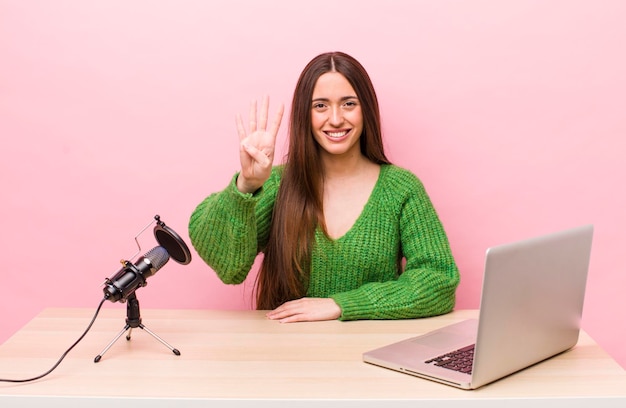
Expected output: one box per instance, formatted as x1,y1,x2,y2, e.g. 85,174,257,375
1,308,625,407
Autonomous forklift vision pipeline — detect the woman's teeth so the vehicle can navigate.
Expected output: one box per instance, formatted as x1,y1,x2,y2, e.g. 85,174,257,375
327,131,348,138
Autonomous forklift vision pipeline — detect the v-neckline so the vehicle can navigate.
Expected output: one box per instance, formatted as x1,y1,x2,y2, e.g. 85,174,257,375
319,164,386,242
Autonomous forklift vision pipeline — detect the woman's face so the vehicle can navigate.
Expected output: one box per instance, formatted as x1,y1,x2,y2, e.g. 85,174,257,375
310,72,364,159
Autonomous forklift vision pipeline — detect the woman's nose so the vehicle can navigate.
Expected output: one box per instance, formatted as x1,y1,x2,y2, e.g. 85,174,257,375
329,106,343,126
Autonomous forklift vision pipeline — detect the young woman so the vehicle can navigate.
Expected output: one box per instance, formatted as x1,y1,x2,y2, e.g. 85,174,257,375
189,51,459,322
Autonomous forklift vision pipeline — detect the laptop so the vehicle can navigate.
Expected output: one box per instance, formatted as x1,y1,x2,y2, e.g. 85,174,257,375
363,224,594,390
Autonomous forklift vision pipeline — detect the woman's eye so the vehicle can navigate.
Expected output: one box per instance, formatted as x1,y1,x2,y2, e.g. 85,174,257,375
313,103,326,109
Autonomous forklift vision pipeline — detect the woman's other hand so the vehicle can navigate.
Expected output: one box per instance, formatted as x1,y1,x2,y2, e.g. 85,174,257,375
266,298,342,322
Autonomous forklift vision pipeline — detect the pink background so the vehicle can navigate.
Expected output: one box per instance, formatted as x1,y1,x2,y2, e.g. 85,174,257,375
2,1,625,369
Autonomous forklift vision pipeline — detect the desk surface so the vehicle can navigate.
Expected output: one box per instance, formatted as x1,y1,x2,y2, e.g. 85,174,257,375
1,307,625,407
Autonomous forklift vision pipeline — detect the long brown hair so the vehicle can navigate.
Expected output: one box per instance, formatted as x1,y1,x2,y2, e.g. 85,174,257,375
255,52,391,309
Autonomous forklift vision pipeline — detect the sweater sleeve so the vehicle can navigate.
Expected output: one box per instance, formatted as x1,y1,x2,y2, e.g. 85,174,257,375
330,174,460,320
188,168,280,284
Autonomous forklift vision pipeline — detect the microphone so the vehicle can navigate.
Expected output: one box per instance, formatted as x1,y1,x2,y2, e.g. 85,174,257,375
103,246,170,303
101,215,192,303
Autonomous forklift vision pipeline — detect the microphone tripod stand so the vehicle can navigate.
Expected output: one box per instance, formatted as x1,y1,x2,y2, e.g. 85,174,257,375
94,292,180,362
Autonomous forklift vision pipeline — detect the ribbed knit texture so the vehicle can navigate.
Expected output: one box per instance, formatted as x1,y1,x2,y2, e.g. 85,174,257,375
188,164,460,320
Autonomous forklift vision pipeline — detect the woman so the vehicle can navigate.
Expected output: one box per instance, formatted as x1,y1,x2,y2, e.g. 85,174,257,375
189,51,459,322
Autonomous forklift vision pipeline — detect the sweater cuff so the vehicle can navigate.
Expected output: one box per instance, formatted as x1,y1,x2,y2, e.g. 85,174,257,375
330,292,371,321
228,173,263,201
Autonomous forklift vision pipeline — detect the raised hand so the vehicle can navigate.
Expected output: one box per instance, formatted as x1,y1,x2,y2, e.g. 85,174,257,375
235,96,284,194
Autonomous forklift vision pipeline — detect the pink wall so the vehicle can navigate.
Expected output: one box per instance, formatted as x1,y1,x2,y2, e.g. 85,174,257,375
2,0,625,369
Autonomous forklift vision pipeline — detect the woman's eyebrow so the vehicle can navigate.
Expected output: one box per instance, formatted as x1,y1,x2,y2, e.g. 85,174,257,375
311,95,358,103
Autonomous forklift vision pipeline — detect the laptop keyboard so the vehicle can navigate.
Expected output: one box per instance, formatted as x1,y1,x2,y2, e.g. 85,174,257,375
424,344,475,374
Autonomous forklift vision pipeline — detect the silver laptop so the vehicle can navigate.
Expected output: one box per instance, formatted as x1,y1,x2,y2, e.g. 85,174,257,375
363,224,594,390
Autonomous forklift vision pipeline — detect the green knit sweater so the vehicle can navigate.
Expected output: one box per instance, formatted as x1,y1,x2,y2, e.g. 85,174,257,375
188,164,460,320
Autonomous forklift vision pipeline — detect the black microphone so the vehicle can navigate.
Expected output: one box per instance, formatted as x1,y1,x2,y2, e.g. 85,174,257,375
101,215,192,303
103,246,170,303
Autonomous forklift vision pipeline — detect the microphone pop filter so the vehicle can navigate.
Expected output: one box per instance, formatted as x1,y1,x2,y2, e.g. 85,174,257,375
153,219,192,265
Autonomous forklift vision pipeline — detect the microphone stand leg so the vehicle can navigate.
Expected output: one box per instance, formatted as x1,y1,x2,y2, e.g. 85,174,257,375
139,323,181,356
94,325,130,363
